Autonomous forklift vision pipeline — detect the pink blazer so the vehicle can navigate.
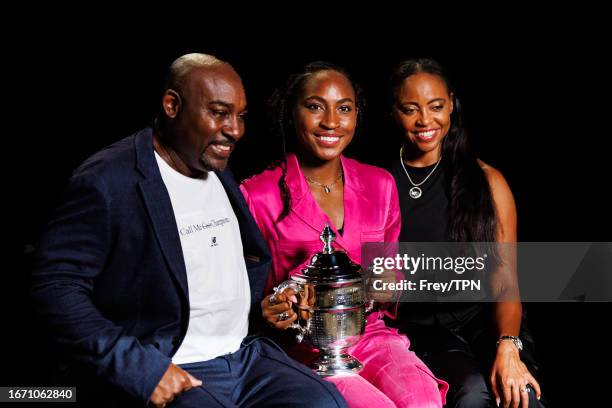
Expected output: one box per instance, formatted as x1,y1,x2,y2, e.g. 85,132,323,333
240,153,400,294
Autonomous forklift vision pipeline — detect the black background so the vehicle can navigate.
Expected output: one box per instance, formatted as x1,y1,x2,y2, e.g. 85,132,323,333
8,13,611,407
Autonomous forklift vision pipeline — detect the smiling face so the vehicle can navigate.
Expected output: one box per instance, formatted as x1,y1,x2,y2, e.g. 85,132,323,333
393,72,453,162
164,64,247,174
293,70,357,163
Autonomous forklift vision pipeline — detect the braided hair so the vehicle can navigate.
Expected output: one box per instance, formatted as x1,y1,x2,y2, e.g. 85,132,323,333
268,61,365,220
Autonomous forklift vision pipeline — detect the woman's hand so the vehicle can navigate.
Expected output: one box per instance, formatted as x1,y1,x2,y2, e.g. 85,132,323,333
490,342,541,408
297,284,315,321
261,288,299,330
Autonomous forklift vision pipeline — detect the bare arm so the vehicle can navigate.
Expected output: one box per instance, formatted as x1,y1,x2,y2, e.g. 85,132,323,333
483,162,522,338
482,162,541,407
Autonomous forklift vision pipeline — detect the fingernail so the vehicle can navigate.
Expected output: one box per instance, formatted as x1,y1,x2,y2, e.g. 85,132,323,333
289,295,298,303
496,398,500,407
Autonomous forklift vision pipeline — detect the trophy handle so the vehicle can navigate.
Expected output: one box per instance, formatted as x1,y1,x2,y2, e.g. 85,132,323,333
362,265,380,316
364,299,375,314
272,280,313,343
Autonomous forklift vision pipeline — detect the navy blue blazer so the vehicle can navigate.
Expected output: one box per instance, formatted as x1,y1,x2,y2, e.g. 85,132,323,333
31,128,271,404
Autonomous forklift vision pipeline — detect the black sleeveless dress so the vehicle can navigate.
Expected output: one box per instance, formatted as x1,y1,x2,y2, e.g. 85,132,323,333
386,157,547,407
388,159,482,328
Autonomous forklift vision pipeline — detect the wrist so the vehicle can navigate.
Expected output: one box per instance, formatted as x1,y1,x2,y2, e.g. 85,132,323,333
496,340,519,356
496,335,523,352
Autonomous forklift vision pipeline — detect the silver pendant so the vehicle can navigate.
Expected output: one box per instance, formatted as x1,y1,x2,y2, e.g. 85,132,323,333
409,186,422,199
324,186,331,194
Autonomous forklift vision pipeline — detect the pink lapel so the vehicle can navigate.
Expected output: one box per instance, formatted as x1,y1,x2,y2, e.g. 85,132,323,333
339,155,366,250
285,153,365,251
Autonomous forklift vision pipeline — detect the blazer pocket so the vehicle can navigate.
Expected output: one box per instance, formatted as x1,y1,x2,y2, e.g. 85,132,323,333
274,240,323,277
361,229,386,243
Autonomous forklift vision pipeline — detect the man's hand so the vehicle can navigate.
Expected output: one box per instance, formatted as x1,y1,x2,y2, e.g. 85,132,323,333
149,363,202,408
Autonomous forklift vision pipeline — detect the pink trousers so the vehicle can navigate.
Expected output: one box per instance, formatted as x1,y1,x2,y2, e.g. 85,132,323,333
323,314,448,408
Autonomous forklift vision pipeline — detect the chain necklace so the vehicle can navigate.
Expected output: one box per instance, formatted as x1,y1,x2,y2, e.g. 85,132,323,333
305,172,343,194
399,145,442,199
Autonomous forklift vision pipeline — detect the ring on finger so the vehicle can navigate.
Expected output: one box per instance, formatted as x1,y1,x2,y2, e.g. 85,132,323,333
519,385,530,393
277,311,290,321
269,294,277,305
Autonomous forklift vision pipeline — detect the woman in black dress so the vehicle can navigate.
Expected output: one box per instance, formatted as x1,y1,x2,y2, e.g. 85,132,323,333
386,58,546,408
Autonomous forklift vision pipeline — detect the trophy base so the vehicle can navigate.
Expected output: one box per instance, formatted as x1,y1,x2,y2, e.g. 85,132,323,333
312,352,363,377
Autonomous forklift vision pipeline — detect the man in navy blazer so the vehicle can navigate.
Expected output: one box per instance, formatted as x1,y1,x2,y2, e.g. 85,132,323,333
31,54,346,408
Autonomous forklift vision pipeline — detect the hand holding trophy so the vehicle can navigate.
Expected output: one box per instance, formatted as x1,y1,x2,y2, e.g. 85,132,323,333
271,225,367,376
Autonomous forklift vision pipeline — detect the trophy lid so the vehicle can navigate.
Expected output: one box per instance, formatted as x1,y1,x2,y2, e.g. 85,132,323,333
295,224,362,282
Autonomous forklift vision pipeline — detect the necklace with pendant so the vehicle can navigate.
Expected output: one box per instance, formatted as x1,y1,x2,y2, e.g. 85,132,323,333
399,145,442,199
305,172,343,194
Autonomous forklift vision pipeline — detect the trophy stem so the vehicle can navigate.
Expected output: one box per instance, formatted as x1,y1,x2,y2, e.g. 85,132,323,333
312,349,363,377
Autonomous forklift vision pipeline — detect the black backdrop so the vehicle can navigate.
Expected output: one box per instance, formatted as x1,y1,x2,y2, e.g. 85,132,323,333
9,17,611,407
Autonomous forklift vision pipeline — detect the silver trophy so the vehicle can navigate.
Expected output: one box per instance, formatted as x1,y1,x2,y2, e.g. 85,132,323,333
273,225,369,376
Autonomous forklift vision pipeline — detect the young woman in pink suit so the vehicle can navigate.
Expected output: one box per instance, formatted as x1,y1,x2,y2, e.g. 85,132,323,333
240,62,448,408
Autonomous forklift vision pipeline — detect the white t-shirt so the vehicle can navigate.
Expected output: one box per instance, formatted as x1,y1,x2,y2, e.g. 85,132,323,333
155,152,250,364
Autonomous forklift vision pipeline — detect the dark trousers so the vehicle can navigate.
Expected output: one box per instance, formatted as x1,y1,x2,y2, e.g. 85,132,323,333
170,336,347,408
388,305,547,408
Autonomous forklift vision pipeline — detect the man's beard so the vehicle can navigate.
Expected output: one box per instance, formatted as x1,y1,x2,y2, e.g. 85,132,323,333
200,152,226,172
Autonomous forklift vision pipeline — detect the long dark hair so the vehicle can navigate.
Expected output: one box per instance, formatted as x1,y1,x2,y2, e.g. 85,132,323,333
391,58,497,243
268,61,365,220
